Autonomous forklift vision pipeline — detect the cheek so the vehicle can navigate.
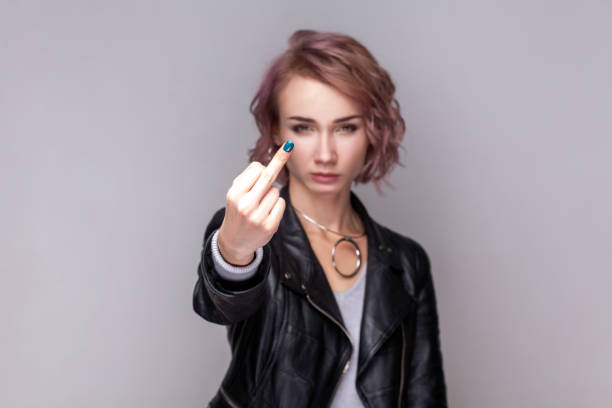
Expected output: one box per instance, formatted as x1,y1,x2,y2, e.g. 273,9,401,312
342,138,369,163
288,141,314,161
285,151,306,174
351,144,370,175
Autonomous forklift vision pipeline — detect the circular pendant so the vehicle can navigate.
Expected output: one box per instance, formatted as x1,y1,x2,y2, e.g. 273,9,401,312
331,236,362,278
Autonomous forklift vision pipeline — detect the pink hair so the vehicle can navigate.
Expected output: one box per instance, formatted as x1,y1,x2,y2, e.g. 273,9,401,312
248,29,406,194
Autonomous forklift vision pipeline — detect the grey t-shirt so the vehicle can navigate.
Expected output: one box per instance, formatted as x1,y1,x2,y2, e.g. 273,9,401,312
329,261,367,408
209,228,367,407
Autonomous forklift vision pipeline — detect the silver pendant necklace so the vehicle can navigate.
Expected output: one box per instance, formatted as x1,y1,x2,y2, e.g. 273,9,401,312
291,204,366,279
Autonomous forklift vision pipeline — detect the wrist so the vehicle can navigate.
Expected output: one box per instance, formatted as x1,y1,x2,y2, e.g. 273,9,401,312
217,233,255,266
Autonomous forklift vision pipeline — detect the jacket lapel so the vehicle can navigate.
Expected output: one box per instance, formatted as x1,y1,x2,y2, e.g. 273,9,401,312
347,189,416,378
275,183,345,327
356,228,415,378
275,183,415,378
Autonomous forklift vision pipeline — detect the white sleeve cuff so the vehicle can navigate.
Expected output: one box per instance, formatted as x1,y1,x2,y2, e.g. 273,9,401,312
210,228,263,281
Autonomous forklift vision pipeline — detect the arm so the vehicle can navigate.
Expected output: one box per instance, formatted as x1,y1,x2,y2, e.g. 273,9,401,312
405,245,448,407
192,207,272,325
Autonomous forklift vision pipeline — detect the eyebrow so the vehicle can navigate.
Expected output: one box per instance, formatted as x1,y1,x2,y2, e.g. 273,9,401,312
287,115,362,124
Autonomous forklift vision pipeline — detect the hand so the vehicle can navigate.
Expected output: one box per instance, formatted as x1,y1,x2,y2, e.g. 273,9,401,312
217,141,294,266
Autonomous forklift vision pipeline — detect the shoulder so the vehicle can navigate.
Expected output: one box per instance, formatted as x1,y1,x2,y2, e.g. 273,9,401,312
373,220,433,290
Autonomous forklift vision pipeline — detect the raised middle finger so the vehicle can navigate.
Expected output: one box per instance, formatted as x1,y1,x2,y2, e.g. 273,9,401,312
248,140,294,199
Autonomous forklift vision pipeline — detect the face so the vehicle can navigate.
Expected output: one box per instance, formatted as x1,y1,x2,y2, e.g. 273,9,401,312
273,75,370,194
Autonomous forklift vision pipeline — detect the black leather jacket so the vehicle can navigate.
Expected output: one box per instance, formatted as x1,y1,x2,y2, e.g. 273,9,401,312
193,183,448,407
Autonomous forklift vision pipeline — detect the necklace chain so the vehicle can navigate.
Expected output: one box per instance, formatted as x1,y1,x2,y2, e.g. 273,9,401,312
291,204,366,239
290,203,365,279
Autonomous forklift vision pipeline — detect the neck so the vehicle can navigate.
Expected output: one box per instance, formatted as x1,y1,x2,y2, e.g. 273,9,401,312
287,175,364,237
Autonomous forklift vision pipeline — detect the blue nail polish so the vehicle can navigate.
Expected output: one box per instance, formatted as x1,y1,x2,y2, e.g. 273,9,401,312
283,140,294,152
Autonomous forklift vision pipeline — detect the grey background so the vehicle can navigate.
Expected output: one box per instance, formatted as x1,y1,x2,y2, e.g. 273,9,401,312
2,1,611,407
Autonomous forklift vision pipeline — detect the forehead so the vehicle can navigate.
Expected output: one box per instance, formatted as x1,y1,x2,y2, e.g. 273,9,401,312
277,75,361,121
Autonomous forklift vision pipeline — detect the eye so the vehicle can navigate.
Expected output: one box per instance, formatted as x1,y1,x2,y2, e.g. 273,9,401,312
338,124,358,133
291,124,311,134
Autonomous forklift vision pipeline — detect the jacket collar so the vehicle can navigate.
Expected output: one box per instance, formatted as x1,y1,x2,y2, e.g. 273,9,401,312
273,182,416,377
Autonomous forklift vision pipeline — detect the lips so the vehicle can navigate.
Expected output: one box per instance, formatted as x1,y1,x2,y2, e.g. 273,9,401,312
310,172,339,183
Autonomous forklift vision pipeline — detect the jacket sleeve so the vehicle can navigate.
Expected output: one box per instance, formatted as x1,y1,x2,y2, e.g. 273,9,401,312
192,207,272,325
405,244,448,407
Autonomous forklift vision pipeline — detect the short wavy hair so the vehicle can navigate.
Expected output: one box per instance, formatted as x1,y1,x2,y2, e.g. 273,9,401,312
248,29,406,194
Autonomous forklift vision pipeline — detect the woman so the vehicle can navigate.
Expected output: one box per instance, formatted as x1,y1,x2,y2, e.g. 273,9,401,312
193,29,448,407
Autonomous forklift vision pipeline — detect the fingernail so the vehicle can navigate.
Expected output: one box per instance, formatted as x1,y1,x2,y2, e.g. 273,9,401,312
283,140,294,152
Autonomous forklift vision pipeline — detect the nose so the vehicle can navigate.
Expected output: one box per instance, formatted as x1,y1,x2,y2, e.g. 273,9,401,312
314,131,337,164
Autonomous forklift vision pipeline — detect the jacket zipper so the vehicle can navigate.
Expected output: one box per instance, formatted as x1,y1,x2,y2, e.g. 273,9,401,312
397,321,406,408
305,293,354,408
220,385,241,408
